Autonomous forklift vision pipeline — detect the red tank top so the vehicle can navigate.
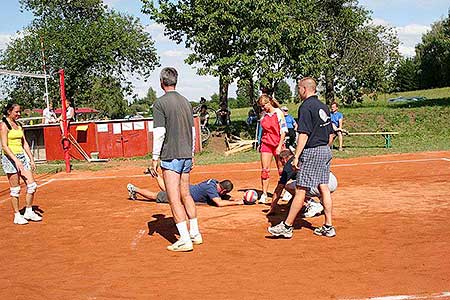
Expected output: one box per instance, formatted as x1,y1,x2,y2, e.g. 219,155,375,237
260,112,281,147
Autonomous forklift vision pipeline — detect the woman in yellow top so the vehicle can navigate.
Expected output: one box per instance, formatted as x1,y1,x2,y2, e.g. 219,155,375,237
1,103,42,225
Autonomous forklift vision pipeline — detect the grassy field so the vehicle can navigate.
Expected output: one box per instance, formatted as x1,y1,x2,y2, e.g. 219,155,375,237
206,86,450,160
2,87,448,175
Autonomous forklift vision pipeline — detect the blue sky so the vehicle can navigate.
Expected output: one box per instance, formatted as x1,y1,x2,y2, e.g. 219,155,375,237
1,0,449,101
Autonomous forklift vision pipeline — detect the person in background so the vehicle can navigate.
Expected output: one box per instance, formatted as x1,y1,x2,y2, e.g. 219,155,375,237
42,102,57,124
246,109,258,125
281,106,297,149
216,103,231,126
58,99,75,136
330,102,344,151
199,104,209,128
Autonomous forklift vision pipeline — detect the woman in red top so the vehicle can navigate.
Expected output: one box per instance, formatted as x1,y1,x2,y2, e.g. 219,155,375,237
257,94,288,204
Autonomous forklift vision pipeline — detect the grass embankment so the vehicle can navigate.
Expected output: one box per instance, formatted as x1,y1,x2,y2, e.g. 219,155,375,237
4,87,448,174
201,87,450,161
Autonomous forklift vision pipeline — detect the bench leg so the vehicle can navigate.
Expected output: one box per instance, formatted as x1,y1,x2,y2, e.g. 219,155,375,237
383,134,392,148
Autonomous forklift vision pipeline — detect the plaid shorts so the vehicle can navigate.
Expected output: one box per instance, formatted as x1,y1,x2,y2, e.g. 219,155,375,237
296,145,332,189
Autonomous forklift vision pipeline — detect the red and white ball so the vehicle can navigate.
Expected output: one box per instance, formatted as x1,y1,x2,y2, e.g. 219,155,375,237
243,190,258,205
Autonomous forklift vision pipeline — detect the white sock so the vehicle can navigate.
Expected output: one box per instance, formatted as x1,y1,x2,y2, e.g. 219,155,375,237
189,218,200,237
15,212,22,217
176,221,190,242
25,207,33,214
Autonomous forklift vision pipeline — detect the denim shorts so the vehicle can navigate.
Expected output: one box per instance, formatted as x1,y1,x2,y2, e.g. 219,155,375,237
2,153,31,174
160,158,193,174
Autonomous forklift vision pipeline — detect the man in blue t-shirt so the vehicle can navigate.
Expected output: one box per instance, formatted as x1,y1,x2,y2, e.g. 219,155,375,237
127,171,244,207
330,102,344,151
281,106,297,148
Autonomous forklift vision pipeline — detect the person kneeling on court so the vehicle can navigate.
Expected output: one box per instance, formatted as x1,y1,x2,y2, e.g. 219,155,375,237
267,150,337,217
127,171,244,207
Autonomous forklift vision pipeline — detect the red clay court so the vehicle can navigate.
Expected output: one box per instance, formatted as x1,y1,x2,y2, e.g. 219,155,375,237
0,151,449,300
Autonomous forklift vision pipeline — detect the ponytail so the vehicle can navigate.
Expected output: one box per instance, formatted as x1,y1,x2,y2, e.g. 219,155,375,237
2,116,11,130
2,103,20,130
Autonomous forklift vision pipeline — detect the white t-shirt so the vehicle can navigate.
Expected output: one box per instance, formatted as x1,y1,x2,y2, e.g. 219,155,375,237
43,108,57,124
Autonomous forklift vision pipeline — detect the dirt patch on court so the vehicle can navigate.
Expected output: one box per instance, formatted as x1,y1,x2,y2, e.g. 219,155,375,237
0,151,449,300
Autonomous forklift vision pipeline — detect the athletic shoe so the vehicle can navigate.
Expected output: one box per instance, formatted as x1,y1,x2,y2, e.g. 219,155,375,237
167,239,194,252
303,201,324,218
268,222,293,238
127,183,137,200
258,193,269,204
282,191,293,201
313,225,336,237
23,210,42,222
14,214,28,225
190,233,203,245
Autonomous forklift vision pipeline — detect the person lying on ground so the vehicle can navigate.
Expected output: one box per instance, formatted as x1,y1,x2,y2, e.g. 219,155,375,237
127,170,244,207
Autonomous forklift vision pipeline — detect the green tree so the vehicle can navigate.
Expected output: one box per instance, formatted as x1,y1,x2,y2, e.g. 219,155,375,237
274,80,292,103
394,58,419,92
316,0,400,104
236,78,258,108
143,0,319,109
0,0,159,118
415,12,450,89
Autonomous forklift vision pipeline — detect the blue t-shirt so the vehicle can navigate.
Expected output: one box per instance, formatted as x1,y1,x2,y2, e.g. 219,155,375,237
189,179,220,203
284,114,296,129
330,111,343,128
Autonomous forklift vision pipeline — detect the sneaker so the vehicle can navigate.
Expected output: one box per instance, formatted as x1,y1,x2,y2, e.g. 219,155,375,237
127,183,137,200
303,201,324,218
167,239,194,252
258,193,269,204
313,225,336,237
282,191,293,201
268,222,293,238
23,210,42,222
14,214,28,225
190,233,203,245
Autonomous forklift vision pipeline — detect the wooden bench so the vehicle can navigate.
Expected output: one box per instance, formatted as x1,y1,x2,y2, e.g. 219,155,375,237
346,132,399,148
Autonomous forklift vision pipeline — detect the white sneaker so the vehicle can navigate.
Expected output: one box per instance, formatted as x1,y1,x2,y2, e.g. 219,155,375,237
190,233,203,245
167,239,193,252
24,210,43,222
258,193,269,204
127,183,137,200
303,201,324,218
282,191,293,201
14,214,29,225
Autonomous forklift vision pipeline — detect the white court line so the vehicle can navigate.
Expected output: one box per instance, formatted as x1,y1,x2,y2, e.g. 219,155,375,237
130,229,147,250
340,291,450,300
0,179,56,204
0,157,447,184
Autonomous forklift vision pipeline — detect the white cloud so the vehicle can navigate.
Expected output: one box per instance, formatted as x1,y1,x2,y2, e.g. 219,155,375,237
396,23,430,57
161,49,189,58
103,0,121,8
371,18,431,57
0,33,14,51
145,23,171,43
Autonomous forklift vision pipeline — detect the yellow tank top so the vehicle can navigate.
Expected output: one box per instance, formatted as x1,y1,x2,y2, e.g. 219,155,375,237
6,127,24,155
